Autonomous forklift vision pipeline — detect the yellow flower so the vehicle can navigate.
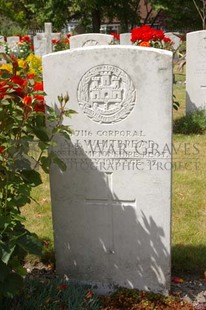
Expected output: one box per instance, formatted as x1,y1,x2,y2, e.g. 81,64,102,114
26,54,42,76
18,59,27,69
0,63,12,72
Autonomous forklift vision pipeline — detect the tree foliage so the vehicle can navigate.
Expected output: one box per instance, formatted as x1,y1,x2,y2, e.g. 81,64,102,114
0,0,204,34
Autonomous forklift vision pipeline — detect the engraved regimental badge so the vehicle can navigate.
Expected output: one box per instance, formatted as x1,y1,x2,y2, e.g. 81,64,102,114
82,40,99,47
77,65,136,124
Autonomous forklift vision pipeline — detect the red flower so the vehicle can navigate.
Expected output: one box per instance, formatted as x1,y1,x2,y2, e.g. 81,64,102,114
52,39,60,44
64,39,70,44
86,290,93,299
131,25,166,45
23,96,32,106
43,240,49,247
27,73,35,79
153,29,164,41
20,36,31,43
111,33,120,41
172,277,184,283
57,284,68,291
10,75,27,96
163,37,172,43
66,33,71,38
0,81,9,99
33,81,43,91
0,146,5,153
34,99,45,113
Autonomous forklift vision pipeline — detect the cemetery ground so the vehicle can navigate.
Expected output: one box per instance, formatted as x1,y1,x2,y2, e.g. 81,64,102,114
3,69,206,309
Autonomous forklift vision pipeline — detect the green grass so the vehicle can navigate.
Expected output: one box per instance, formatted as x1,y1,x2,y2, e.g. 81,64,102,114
21,70,206,276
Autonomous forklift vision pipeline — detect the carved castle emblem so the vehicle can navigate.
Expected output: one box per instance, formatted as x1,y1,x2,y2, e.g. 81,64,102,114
77,65,136,124
82,40,99,47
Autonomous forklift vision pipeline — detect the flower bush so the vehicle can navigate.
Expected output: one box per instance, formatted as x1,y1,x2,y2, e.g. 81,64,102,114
52,34,71,52
4,35,34,60
0,52,75,298
131,25,173,50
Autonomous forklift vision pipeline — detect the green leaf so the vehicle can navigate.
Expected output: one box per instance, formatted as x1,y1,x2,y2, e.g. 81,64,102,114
21,170,42,187
0,244,16,264
64,109,77,117
32,127,50,142
1,99,10,105
53,156,67,171
17,233,42,256
0,260,9,282
40,156,51,173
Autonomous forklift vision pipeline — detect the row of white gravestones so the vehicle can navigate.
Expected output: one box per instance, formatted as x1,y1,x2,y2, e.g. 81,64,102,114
0,23,61,56
43,45,173,294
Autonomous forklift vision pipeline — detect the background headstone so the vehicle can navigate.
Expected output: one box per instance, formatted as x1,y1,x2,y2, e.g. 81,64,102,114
165,32,181,61
0,36,5,53
186,30,206,113
7,36,19,49
69,33,114,48
165,32,181,51
43,45,173,294
33,34,47,56
120,33,132,45
34,23,61,56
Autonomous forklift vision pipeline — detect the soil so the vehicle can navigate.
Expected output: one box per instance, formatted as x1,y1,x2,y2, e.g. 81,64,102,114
25,262,206,309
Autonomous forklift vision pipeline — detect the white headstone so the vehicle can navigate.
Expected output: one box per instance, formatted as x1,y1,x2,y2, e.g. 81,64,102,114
0,36,5,53
43,45,173,294
33,35,47,56
186,30,206,113
165,32,181,50
120,33,132,45
34,23,60,56
7,36,19,49
69,33,114,49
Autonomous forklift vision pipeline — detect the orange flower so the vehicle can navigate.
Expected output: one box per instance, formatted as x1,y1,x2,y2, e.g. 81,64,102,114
23,96,32,106
139,41,151,47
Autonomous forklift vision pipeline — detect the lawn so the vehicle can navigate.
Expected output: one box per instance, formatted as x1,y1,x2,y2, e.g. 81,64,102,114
21,69,206,276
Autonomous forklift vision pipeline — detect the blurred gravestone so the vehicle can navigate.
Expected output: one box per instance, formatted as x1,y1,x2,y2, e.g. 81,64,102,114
120,33,132,45
69,33,114,48
186,30,206,113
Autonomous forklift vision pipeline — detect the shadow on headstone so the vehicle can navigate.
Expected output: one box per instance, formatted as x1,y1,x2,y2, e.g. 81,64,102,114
51,138,170,294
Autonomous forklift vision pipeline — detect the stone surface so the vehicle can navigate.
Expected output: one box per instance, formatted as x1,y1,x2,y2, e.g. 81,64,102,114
33,35,47,56
186,30,206,113
69,33,114,48
7,36,19,49
120,33,132,45
0,36,5,53
34,23,60,56
43,45,173,294
165,32,181,50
